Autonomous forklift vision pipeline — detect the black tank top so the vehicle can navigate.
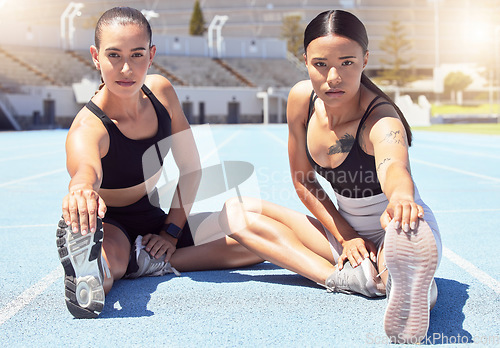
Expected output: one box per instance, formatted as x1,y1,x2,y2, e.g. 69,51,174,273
86,85,172,189
305,93,391,198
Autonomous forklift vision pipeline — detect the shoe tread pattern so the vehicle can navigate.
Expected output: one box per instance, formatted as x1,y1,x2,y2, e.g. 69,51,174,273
56,217,105,319
383,220,438,344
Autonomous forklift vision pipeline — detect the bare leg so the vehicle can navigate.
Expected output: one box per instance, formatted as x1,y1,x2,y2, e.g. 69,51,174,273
101,223,131,294
170,235,264,271
166,211,263,271
219,197,337,284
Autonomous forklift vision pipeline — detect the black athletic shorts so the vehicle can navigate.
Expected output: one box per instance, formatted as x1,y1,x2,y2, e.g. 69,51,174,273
102,190,194,249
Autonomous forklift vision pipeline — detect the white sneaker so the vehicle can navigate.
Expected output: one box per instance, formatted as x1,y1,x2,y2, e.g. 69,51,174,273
56,217,110,319
125,235,181,279
386,276,438,310
324,258,385,297
383,219,438,344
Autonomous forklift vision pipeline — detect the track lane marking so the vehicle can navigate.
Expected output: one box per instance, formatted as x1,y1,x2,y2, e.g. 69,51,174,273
267,130,500,293
0,267,62,326
0,168,66,188
415,144,500,160
0,224,55,229
0,150,64,163
0,128,244,326
411,159,500,183
443,247,500,294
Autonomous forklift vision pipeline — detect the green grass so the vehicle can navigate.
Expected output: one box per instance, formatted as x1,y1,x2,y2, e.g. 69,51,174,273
413,123,500,135
431,104,500,115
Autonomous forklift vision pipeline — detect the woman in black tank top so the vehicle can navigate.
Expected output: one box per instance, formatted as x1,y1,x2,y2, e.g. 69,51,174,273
219,10,440,344
57,7,263,319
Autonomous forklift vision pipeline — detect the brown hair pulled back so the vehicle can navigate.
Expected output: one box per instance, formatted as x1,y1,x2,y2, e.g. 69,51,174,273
304,10,412,146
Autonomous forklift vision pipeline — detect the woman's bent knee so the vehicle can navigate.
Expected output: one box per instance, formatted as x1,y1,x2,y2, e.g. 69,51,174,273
220,196,263,235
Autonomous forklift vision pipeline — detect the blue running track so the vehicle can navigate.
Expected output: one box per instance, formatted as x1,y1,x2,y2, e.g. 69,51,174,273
0,125,499,347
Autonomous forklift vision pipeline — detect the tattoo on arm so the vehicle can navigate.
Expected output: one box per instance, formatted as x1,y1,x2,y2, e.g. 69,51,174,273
380,130,407,146
377,157,391,171
328,133,355,155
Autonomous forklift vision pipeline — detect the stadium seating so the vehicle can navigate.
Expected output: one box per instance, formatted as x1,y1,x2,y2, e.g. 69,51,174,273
0,45,307,90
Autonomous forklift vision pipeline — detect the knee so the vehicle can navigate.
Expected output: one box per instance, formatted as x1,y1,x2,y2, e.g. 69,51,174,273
222,196,244,216
220,196,262,235
223,196,262,215
219,197,245,234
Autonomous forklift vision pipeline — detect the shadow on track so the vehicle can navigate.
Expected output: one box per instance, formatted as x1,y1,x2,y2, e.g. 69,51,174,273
426,278,472,344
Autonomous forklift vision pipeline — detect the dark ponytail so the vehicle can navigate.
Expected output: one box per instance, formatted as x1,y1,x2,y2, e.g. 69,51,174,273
360,74,412,146
304,10,412,146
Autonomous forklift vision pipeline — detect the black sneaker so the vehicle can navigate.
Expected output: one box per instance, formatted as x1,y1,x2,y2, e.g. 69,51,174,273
56,217,109,318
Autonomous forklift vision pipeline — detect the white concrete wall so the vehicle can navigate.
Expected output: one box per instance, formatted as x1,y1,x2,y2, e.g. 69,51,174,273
5,85,287,126
395,94,431,127
175,86,262,116
8,85,80,118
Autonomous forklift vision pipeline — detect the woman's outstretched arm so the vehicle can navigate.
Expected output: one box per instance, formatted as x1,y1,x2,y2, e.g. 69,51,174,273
287,81,377,268
63,110,108,235
369,109,424,231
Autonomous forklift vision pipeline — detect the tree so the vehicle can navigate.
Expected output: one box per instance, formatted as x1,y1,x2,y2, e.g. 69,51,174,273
189,0,205,36
444,71,473,105
378,19,414,87
281,14,304,60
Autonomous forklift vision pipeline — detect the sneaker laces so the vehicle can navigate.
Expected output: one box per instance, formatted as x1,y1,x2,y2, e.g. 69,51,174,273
325,264,355,294
331,275,354,294
144,259,181,277
376,266,388,278
135,236,181,277
323,259,386,297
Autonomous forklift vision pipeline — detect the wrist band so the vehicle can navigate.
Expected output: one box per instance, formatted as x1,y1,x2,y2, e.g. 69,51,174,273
161,223,183,239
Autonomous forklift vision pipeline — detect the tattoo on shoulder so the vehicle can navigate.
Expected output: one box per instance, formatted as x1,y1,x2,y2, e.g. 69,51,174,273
328,133,355,155
380,130,407,146
377,158,391,171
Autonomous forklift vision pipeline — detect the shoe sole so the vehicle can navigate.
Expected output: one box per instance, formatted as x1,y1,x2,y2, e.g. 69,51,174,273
56,218,105,318
383,219,438,344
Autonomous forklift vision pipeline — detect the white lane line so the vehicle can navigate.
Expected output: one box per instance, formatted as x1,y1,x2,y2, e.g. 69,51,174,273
0,224,55,229
0,168,66,188
0,150,64,163
0,131,245,325
413,134,500,149
434,208,500,214
0,267,63,326
415,144,500,160
266,130,500,183
264,132,500,185
266,130,500,293
443,247,500,295
200,129,242,163
0,141,64,152
265,130,287,147
412,159,500,183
